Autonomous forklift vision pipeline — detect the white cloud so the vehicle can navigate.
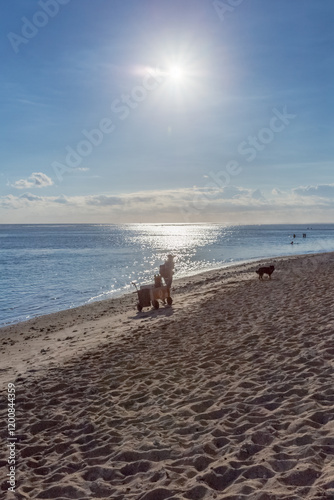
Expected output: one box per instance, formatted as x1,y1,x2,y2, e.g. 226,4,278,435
54,195,71,204
251,189,267,201
86,195,124,206
293,184,334,198
19,193,43,202
12,172,54,189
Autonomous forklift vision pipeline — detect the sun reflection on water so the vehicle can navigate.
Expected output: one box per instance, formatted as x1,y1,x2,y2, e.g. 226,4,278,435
125,223,226,250
122,223,231,283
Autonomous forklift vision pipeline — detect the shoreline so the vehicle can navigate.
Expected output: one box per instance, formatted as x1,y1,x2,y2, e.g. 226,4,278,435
0,249,315,331
0,248,330,330
0,250,334,498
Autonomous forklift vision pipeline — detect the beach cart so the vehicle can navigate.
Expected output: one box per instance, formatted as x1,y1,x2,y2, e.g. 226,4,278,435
132,281,173,311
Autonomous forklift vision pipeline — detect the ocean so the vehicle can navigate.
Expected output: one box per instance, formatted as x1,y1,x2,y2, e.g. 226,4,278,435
1,223,334,326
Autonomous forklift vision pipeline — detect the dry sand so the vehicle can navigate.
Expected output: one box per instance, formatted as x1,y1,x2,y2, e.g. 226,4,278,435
1,252,334,499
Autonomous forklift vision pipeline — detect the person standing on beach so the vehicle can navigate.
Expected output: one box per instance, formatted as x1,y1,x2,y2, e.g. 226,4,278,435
161,254,175,289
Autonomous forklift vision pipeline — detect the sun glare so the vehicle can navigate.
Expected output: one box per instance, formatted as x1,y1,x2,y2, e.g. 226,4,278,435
168,65,184,81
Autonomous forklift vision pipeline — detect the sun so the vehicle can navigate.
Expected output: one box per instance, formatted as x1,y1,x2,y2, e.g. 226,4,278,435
168,65,184,81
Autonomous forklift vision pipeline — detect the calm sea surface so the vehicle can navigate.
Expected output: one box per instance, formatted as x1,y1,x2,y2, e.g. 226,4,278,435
1,223,334,326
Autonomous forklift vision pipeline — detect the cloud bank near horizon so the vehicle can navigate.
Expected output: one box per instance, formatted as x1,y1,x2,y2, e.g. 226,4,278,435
2,183,334,224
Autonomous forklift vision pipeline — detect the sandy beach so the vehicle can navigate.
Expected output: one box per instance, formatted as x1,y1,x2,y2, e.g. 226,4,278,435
1,252,334,499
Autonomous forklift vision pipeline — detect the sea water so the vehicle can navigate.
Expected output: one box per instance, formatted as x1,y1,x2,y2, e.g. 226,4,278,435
1,223,334,326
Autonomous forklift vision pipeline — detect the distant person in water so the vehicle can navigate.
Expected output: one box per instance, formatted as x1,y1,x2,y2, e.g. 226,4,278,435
160,254,175,289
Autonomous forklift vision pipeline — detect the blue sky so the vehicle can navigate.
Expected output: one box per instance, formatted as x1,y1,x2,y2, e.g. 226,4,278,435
1,0,333,223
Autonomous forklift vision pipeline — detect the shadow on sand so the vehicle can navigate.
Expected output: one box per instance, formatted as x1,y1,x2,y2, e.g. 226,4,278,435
130,305,175,320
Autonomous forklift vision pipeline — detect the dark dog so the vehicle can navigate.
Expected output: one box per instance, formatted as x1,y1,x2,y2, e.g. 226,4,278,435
256,265,275,280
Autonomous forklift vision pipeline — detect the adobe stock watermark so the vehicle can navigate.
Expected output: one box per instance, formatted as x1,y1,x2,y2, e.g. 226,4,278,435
213,0,245,22
52,68,165,181
180,106,296,220
7,0,71,54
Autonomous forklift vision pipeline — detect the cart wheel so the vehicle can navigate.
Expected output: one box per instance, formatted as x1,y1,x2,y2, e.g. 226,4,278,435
137,303,143,312
152,300,159,310
167,296,173,306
